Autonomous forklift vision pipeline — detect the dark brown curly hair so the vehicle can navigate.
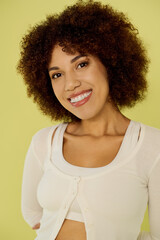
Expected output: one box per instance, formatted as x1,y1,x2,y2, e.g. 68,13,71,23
17,0,149,123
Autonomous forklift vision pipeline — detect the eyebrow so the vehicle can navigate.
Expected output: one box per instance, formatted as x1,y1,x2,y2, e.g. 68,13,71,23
48,54,88,72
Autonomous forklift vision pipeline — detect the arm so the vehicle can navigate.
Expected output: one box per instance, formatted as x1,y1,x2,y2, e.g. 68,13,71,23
21,138,44,229
138,156,160,240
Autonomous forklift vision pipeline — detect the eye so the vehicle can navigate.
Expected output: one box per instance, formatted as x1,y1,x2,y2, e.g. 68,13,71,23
77,61,89,69
51,73,62,80
51,61,89,80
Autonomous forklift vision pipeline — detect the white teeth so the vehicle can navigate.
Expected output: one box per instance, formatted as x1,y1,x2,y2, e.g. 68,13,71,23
70,91,92,103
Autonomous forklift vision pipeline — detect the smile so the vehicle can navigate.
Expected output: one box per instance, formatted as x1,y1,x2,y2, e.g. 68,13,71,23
70,90,92,103
68,90,92,107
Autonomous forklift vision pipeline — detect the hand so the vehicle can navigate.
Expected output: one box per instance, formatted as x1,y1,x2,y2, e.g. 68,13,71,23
32,223,40,230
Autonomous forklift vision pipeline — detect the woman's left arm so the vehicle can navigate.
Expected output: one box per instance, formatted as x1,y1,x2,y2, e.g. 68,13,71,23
138,156,160,240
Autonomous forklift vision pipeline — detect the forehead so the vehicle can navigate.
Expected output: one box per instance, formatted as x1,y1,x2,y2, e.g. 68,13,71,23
48,44,89,68
48,44,105,72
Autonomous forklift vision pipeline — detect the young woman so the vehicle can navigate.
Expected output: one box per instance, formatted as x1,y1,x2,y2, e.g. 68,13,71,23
17,0,160,239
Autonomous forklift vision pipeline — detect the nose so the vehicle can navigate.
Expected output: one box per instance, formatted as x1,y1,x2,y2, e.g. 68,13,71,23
64,72,81,91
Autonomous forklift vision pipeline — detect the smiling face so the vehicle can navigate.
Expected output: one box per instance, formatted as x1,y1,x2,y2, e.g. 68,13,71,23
48,44,111,121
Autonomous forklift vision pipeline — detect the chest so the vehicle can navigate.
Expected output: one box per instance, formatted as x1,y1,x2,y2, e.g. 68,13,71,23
63,134,123,168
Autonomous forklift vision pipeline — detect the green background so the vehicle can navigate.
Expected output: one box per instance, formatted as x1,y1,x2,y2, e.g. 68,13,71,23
0,0,160,239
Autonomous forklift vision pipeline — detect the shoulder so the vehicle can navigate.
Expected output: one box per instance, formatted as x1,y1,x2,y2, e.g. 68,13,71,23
142,123,160,139
32,123,60,142
132,122,160,176
27,123,65,167
31,123,62,156
140,123,160,177
140,122,160,152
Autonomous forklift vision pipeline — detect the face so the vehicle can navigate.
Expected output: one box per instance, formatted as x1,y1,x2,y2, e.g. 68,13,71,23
48,45,110,120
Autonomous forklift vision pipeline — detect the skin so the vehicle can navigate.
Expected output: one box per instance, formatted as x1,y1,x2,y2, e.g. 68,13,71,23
33,44,130,239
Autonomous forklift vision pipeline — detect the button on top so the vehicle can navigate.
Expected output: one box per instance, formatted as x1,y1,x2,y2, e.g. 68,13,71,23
74,176,81,182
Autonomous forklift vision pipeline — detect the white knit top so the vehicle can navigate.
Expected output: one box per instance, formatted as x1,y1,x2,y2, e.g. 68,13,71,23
52,120,140,222
21,121,160,240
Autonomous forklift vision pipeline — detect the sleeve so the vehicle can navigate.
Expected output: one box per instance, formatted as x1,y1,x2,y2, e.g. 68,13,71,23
21,137,44,228
137,156,160,240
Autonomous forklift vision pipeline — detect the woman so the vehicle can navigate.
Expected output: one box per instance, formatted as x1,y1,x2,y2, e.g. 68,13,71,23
17,0,160,239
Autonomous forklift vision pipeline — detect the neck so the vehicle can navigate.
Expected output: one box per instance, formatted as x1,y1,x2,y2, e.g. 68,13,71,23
76,102,130,137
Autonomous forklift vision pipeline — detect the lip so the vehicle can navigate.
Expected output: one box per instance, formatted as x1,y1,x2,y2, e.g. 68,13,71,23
67,89,92,99
68,90,92,107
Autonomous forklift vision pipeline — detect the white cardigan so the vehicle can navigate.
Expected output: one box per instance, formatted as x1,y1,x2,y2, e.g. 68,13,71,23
21,121,160,240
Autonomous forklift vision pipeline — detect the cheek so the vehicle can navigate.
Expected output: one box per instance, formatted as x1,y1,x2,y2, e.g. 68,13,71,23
52,84,68,108
51,83,61,99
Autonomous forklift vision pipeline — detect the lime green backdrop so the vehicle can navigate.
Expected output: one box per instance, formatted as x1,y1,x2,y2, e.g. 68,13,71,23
0,0,160,239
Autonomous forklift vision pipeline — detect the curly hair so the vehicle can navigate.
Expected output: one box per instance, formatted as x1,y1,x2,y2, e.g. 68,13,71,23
17,0,149,123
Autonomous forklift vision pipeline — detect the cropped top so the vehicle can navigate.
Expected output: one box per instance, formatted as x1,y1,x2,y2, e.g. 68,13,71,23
21,121,160,240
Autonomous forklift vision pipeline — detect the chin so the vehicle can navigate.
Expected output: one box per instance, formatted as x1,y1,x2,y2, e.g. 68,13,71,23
71,111,97,121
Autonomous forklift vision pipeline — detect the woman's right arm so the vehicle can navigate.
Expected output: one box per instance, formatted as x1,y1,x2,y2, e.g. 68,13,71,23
21,138,44,229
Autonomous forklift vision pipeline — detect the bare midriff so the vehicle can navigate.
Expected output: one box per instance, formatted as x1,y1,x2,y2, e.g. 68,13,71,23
52,120,129,240
55,219,86,240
